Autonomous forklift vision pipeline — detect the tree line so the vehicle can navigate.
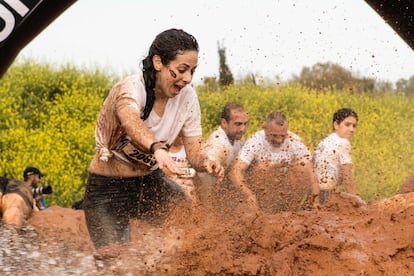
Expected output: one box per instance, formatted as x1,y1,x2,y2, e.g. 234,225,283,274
215,45,414,96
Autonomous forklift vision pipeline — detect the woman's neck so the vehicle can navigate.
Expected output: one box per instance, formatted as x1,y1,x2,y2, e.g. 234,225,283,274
152,94,168,117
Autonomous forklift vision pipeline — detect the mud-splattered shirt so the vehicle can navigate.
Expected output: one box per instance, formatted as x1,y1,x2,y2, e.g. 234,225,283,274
203,126,244,169
238,130,310,166
313,132,352,190
95,73,202,163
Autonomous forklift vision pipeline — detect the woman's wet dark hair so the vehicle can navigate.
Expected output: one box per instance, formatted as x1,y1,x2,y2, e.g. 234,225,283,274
333,108,358,127
141,29,199,120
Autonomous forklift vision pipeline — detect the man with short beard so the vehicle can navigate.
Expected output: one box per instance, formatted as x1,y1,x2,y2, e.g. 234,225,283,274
230,111,320,213
203,102,249,170
197,103,248,207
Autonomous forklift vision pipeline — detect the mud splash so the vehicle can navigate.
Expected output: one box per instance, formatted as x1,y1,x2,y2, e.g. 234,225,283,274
1,189,414,275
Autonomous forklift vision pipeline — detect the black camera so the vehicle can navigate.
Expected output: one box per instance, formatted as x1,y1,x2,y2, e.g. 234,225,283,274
32,185,52,195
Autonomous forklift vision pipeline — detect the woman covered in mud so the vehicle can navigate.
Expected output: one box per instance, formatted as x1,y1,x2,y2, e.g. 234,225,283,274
83,28,224,249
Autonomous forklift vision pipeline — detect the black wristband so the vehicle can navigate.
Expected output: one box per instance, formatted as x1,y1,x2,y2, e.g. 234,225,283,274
150,141,168,154
149,141,159,154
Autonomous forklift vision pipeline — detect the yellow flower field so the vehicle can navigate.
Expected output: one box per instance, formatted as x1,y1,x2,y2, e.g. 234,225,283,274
1,61,413,206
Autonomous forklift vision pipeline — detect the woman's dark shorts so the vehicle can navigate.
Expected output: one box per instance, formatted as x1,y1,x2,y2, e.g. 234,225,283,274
83,169,174,248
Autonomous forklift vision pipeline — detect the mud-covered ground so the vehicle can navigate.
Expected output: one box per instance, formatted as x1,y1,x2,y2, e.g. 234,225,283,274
1,176,414,275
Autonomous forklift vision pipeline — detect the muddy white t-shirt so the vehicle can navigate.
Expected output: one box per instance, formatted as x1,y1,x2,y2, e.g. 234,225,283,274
238,130,311,166
95,72,202,162
169,145,187,162
203,126,243,169
313,132,352,190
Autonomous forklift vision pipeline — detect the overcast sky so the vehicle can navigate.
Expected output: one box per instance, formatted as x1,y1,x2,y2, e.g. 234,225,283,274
16,0,414,85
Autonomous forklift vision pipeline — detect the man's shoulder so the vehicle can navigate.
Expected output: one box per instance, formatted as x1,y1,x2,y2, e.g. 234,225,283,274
5,179,24,190
206,127,226,143
287,130,303,141
248,130,265,140
284,131,306,148
242,131,265,149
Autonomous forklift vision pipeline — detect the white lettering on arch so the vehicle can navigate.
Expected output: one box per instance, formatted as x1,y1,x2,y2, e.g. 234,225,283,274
4,0,29,17
0,4,15,42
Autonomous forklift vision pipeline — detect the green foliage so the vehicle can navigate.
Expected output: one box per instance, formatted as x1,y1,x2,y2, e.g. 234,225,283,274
0,60,115,206
1,60,413,207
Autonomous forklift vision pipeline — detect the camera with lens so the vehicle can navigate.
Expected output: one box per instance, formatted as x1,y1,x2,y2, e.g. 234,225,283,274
32,184,53,195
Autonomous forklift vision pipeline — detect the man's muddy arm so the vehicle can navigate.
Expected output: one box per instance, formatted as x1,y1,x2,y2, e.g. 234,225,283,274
341,164,358,195
229,158,259,210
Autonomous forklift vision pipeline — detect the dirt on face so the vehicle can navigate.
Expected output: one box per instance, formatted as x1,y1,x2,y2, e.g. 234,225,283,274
2,181,414,275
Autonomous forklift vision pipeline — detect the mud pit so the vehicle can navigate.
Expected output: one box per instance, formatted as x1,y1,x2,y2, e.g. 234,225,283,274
1,179,414,275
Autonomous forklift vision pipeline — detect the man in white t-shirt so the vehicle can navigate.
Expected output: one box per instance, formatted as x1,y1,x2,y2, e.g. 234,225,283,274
313,108,359,204
203,102,248,169
230,111,319,213
197,103,248,207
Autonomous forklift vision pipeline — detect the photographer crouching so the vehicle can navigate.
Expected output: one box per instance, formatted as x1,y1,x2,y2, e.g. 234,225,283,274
0,166,52,227
25,167,53,210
